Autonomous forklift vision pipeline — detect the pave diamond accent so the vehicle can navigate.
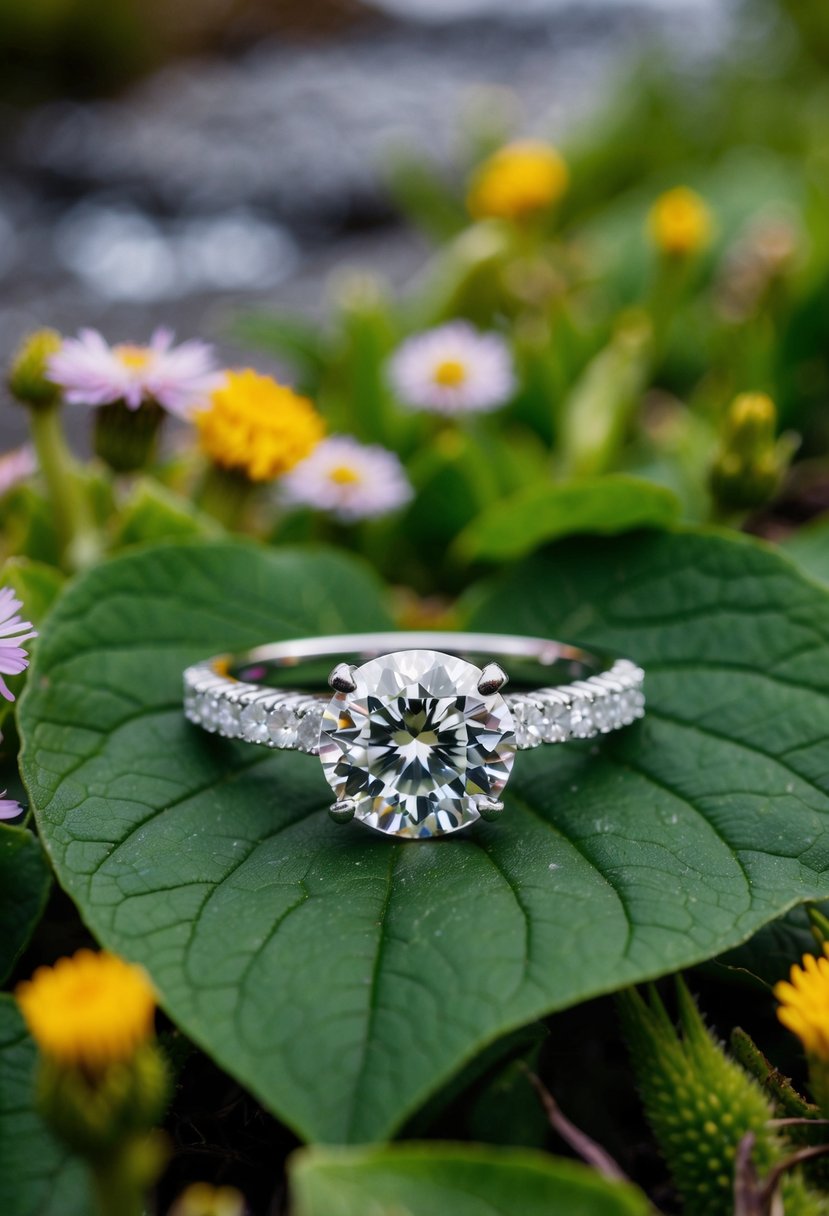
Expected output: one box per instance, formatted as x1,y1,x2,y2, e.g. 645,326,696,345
182,653,645,764
319,649,516,839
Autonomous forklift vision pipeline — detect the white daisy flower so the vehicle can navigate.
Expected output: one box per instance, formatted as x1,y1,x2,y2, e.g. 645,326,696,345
280,436,413,523
47,327,222,419
387,320,515,415
0,586,37,702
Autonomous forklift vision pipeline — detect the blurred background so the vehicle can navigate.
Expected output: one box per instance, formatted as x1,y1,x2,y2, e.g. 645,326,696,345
0,0,749,448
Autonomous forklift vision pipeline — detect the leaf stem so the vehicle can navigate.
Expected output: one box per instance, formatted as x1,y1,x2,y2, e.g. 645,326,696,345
196,464,255,531
28,404,100,571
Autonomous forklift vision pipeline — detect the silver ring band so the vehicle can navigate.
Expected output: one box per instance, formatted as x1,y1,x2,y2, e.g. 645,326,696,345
183,631,645,754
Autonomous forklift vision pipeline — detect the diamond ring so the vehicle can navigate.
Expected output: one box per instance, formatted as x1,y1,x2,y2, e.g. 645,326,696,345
183,632,645,840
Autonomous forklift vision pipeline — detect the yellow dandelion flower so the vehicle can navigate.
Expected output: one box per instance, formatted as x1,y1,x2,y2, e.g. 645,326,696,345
648,186,712,257
467,140,569,221
196,369,325,482
16,949,156,1071
774,945,829,1060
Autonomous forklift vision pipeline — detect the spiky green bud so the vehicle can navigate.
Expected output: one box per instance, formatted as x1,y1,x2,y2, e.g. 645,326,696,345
618,980,828,1216
8,329,62,410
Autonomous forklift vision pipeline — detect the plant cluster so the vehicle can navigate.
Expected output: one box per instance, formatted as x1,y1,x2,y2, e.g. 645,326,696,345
4,2,829,1213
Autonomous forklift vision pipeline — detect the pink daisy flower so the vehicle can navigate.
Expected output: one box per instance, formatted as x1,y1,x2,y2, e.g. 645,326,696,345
280,435,413,522
0,587,37,702
47,327,223,419
0,445,36,498
388,320,516,415
0,792,23,821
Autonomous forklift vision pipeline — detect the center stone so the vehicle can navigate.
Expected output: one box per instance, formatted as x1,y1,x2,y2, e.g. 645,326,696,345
319,649,516,839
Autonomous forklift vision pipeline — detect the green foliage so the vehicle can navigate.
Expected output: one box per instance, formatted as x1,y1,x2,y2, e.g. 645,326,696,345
619,981,777,1214
290,1143,653,1216
782,518,829,585
618,981,828,1216
0,997,90,1216
7,4,829,1207
111,479,219,549
0,827,51,984
456,475,680,562
0,557,64,626
15,529,829,1146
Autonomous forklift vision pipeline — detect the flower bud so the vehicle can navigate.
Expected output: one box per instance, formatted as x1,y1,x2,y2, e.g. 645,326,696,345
16,949,168,1158
94,399,165,474
709,392,784,512
467,141,569,221
617,979,822,1215
169,1182,246,1216
8,329,62,410
36,1040,169,1159
648,187,712,258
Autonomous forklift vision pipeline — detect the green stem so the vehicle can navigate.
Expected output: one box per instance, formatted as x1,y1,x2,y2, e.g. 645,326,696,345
89,1149,145,1216
28,404,101,571
196,464,255,531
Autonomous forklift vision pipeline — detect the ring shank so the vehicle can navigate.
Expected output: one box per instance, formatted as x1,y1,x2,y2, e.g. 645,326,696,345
183,631,645,754
241,631,597,670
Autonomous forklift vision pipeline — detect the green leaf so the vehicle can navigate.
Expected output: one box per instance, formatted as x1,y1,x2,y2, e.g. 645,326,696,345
2,485,61,568
229,312,329,385
112,478,219,549
0,996,91,1216
557,319,652,478
714,903,817,988
0,557,65,624
0,826,51,984
781,517,829,585
0,557,63,730
456,475,681,562
290,1143,652,1216
18,530,829,1145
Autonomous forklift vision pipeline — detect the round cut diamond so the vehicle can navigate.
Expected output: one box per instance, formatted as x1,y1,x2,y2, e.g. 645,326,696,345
319,649,516,839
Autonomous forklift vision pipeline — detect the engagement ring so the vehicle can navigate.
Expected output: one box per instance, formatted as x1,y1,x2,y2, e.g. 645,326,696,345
183,633,645,839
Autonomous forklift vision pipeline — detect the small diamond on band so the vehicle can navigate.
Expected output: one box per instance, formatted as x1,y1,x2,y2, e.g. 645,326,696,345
183,632,645,839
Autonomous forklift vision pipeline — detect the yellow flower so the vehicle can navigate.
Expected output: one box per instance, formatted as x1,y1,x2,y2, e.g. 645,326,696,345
647,187,712,257
467,140,569,221
16,949,156,1071
196,370,325,482
774,945,829,1060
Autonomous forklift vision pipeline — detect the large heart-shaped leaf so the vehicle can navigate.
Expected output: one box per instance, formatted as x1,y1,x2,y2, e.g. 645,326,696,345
18,531,829,1145
0,826,51,984
0,997,90,1216
290,1144,651,1216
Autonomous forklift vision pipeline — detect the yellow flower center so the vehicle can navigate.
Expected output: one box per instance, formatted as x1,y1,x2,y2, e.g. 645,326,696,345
115,344,154,372
196,369,325,482
648,187,712,257
329,465,362,485
16,949,156,1071
467,140,569,221
433,359,468,388
775,944,829,1061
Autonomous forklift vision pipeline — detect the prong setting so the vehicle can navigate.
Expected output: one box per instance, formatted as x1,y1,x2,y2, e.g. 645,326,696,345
329,798,357,824
475,795,504,822
477,662,508,696
328,662,358,693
